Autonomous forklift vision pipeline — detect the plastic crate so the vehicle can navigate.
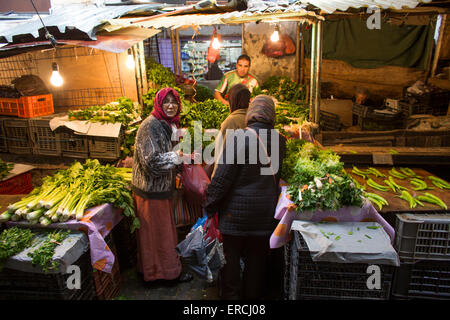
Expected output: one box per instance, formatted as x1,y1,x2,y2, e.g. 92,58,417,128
394,214,450,263
111,216,137,270
57,127,89,158
0,171,33,194
392,260,450,300
0,94,54,118
93,234,122,300
320,110,341,131
0,250,96,300
0,117,7,153
286,231,393,300
3,118,32,154
29,114,62,156
403,87,450,108
399,100,433,117
88,131,123,160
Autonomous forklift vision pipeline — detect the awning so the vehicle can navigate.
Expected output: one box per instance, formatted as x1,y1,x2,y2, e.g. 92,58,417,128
104,8,325,31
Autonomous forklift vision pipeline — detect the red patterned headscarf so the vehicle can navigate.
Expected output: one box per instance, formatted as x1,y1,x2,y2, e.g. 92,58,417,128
151,87,181,126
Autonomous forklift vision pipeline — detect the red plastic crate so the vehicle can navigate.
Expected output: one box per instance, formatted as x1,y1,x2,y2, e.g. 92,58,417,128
0,94,54,118
0,172,33,194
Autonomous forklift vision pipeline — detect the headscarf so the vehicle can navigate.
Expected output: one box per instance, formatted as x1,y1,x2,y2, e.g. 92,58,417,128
246,94,276,127
227,83,250,113
151,87,181,126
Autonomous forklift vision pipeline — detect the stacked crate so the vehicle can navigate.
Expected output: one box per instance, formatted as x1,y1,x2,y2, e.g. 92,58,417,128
92,234,122,300
401,87,449,117
284,231,394,300
392,213,450,299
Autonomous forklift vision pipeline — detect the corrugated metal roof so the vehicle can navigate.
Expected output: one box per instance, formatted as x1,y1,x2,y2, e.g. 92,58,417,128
105,7,324,30
287,0,432,14
0,3,164,43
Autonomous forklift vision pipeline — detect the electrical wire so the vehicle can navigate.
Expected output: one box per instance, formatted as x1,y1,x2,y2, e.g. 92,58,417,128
30,0,57,48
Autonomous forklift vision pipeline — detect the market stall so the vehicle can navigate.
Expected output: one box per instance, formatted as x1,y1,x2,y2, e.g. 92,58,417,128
0,0,449,302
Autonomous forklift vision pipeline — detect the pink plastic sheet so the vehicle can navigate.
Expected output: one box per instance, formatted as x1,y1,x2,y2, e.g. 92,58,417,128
270,185,395,249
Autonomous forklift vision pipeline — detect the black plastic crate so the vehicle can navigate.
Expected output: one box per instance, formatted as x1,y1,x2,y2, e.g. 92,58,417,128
29,114,62,157
399,100,433,117
320,110,341,131
394,214,450,264
0,250,96,300
3,118,32,154
403,87,450,108
88,131,124,160
286,231,394,300
0,117,7,153
57,127,89,158
392,260,450,300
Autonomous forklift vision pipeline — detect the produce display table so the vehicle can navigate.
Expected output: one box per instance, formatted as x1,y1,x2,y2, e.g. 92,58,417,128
270,184,395,249
6,203,122,273
328,145,450,166
347,167,450,226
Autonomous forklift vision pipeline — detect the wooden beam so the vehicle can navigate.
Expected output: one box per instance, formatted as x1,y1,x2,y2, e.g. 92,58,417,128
176,28,182,77
170,28,178,76
295,22,300,83
300,24,305,85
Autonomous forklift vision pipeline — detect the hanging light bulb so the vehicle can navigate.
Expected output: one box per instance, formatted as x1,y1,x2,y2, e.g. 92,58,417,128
126,48,135,69
271,25,280,42
50,62,63,87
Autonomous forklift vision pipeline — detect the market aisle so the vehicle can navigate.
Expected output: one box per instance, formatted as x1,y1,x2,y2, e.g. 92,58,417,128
116,267,220,300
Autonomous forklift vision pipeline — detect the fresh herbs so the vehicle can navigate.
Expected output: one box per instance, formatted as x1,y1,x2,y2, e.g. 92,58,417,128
68,97,139,126
0,159,14,180
179,99,229,129
0,227,35,270
253,76,306,103
286,143,364,212
27,230,70,273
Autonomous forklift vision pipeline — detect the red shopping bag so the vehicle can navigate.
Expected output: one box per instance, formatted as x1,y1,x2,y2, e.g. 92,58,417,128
204,213,222,243
181,163,210,204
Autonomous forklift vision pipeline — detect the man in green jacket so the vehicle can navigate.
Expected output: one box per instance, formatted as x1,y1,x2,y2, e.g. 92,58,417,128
214,55,259,106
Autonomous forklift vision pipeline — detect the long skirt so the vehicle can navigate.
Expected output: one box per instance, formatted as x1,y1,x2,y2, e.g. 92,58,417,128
133,194,182,281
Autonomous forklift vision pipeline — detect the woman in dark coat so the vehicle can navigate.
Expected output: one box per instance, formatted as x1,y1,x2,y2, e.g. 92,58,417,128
132,87,192,283
204,95,286,299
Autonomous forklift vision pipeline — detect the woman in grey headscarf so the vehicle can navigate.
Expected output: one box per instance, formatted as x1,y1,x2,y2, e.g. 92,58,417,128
204,95,286,300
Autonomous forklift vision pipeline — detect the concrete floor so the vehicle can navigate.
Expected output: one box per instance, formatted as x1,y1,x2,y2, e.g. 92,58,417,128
115,267,220,300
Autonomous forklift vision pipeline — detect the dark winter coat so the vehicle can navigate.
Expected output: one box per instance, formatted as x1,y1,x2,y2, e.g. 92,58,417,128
204,122,286,236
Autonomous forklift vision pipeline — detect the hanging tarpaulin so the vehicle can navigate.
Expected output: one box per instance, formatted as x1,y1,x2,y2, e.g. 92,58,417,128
303,18,435,70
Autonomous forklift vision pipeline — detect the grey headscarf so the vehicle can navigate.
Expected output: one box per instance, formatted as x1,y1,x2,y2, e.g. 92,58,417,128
246,94,276,127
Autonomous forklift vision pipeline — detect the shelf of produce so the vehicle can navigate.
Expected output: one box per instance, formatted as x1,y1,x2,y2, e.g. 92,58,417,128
329,146,450,166
347,167,450,226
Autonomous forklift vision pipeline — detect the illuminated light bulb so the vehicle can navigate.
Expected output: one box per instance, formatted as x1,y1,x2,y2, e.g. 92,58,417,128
50,62,63,87
212,36,221,50
271,29,279,42
126,48,135,69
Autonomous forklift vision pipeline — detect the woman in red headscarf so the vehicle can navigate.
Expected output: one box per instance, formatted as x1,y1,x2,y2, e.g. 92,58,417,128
132,87,193,283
